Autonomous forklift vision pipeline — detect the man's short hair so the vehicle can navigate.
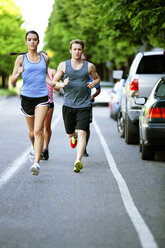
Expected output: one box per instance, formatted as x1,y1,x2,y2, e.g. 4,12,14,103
70,39,85,49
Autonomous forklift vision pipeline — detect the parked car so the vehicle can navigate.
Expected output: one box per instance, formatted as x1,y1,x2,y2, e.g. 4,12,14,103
109,79,126,120
137,77,165,160
121,50,165,144
92,81,113,106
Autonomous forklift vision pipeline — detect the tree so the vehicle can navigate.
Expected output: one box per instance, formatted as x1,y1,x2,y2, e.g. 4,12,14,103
44,0,165,79
0,0,26,88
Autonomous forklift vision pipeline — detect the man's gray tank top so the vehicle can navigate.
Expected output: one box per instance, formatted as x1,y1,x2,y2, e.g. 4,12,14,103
63,59,91,108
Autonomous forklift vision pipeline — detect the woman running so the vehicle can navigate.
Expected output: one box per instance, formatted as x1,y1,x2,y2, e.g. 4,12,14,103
10,30,68,175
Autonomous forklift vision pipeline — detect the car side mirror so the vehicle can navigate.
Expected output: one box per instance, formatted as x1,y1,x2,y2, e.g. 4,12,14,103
135,97,146,105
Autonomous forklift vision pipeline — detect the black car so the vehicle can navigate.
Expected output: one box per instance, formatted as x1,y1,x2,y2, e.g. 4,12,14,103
137,77,165,160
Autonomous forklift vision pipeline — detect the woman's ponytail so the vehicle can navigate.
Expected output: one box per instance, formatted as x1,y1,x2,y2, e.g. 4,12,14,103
9,52,27,56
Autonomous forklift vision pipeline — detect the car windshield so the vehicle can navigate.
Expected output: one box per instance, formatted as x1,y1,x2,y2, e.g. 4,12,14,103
137,55,165,74
155,79,165,98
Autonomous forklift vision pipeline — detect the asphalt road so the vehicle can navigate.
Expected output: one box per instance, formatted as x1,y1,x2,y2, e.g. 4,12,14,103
0,94,165,248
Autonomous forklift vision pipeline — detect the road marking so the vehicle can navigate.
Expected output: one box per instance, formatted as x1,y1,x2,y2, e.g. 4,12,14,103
0,115,61,188
0,149,30,187
93,118,158,248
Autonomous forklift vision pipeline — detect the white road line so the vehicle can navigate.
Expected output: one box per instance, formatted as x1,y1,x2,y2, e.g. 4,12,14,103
93,118,158,248
0,148,30,187
0,115,61,188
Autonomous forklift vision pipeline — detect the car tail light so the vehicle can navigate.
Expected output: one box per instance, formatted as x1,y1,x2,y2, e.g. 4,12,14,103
147,107,165,119
161,108,165,118
130,79,138,96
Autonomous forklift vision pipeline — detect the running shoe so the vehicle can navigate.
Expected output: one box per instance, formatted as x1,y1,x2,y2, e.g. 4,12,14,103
70,137,78,148
29,150,35,162
30,163,40,175
73,160,83,173
83,149,89,157
41,149,49,160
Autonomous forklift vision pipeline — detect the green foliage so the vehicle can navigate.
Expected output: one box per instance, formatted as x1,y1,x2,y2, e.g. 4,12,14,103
0,0,26,81
0,87,18,96
41,0,165,75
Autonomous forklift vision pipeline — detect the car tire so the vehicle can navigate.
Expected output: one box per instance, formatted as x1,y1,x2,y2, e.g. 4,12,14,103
141,141,154,160
125,112,139,144
117,107,125,138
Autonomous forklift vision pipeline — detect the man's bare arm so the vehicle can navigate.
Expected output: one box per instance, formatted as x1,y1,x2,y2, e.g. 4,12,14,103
53,62,69,89
87,63,100,89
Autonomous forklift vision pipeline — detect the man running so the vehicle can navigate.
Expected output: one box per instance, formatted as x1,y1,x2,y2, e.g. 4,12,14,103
53,39,100,172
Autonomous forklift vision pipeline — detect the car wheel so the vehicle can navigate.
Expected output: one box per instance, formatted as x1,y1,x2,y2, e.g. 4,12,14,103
114,111,118,121
117,107,125,138
125,113,139,144
141,141,154,160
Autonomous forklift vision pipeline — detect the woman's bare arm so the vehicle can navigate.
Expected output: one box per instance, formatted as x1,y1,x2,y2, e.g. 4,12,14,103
10,55,24,86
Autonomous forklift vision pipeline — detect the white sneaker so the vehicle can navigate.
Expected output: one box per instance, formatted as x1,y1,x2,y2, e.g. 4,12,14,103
30,163,40,175
29,150,35,162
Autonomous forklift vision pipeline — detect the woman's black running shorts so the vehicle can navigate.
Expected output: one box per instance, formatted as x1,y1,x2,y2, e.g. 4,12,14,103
21,95,50,117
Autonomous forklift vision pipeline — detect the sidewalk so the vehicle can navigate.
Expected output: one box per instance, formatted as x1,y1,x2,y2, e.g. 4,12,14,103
0,96,8,107
0,96,7,101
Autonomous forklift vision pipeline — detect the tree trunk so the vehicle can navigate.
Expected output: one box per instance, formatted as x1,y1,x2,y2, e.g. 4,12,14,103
96,63,109,81
1,73,7,88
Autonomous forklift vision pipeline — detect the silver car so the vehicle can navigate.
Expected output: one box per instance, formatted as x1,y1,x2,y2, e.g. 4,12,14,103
121,50,165,144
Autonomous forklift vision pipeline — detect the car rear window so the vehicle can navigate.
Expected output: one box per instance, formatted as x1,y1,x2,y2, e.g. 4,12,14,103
155,79,165,98
137,55,165,74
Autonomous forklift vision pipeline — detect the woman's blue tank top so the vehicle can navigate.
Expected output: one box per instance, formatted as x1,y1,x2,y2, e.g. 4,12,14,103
21,54,49,98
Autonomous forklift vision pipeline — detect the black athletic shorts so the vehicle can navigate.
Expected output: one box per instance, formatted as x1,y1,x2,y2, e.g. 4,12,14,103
21,95,50,117
89,105,93,123
49,102,54,108
62,105,90,134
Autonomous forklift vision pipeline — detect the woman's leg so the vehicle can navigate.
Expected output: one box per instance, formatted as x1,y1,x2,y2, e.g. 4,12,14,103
25,116,35,147
44,107,54,150
34,105,49,163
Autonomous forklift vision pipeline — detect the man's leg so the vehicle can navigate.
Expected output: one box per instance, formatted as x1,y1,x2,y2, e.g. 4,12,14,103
72,129,86,173
83,105,92,157
76,129,87,162
83,129,90,157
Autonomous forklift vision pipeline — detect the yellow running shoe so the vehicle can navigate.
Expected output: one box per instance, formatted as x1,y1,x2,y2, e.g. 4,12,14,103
74,160,83,173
